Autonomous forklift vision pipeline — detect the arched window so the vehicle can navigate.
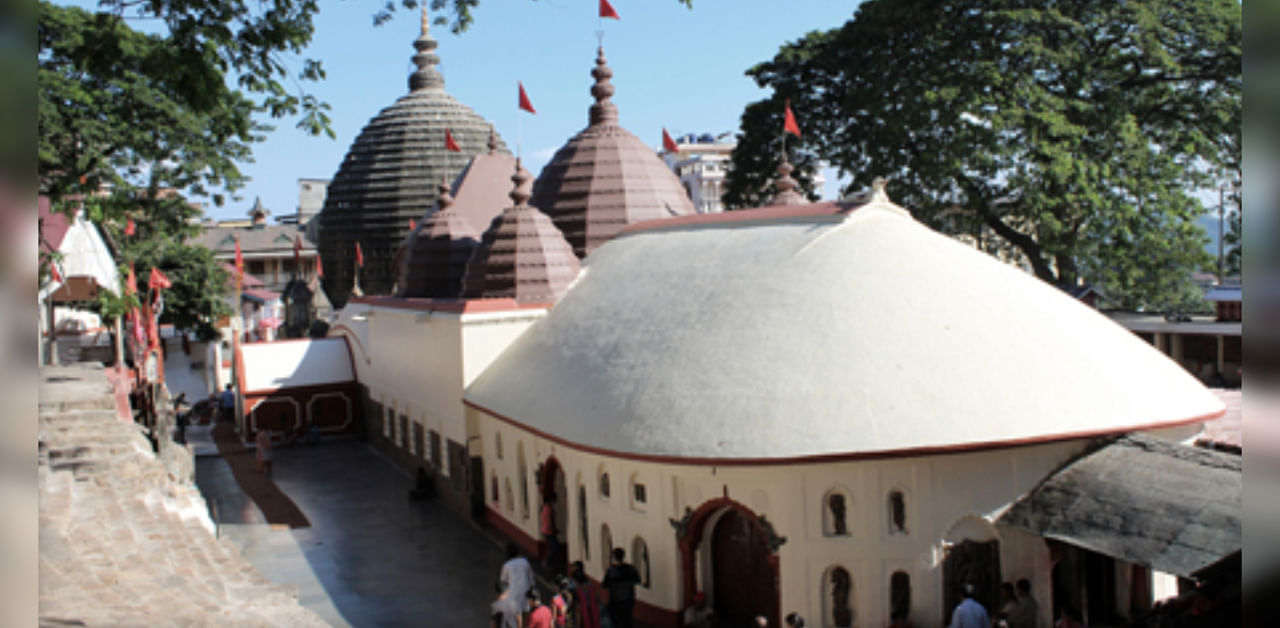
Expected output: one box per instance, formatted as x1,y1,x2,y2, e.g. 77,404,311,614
601,524,613,572
632,537,651,588
599,471,611,498
823,489,850,537
888,490,907,534
517,442,529,519
491,473,499,503
495,432,503,459
629,474,647,511
890,571,910,620
824,566,853,628
504,478,514,514
578,485,589,560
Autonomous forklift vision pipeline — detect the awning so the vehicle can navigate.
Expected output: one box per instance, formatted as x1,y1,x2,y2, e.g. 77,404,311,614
998,434,1240,578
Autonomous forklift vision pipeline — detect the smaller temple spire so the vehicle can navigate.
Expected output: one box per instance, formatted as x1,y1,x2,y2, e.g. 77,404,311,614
588,46,618,126
409,4,444,91
771,155,809,206
488,126,499,154
510,159,532,206
437,174,454,210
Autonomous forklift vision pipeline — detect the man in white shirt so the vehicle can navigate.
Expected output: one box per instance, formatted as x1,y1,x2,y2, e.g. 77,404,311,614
949,584,990,628
499,543,535,611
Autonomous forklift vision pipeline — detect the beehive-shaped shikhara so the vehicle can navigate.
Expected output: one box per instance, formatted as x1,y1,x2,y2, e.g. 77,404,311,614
316,8,509,307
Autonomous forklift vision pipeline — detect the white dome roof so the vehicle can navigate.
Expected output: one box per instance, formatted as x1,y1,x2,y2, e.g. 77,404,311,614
463,199,1223,461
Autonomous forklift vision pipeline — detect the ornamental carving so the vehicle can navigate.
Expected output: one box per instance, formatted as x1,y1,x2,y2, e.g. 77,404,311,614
669,506,694,541
758,514,788,553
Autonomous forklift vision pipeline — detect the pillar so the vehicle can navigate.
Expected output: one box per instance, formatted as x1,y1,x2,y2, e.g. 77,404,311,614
1217,335,1226,375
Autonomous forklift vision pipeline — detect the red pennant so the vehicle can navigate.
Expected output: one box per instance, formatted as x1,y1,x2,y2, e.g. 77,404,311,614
234,236,244,277
518,82,537,114
355,241,364,267
783,99,801,138
50,262,63,283
409,218,417,231
148,267,172,291
315,254,324,279
126,264,137,296
662,127,679,153
599,0,620,19
445,128,462,152
125,218,135,236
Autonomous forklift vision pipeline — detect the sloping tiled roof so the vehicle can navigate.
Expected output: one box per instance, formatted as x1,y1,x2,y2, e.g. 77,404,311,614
999,434,1241,577
39,196,71,254
529,46,693,258
190,224,313,257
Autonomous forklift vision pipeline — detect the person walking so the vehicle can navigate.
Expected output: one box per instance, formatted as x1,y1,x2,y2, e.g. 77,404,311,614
602,547,641,628
218,384,235,422
948,584,990,628
1008,579,1038,628
572,561,602,628
491,580,522,628
500,543,535,611
540,494,561,568
552,578,573,628
527,589,553,628
255,428,273,474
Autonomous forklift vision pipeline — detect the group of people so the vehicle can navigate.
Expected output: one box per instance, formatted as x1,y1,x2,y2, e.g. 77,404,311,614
950,580,1040,628
492,544,644,628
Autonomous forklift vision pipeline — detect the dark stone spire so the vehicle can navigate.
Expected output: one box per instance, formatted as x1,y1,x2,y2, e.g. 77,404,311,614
489,126,500,154
510,159,532,206
409,4,444,91
437,174,454,210
589,46,618,126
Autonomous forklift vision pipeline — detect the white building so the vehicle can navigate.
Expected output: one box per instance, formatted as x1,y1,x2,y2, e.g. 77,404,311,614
662,132,826,213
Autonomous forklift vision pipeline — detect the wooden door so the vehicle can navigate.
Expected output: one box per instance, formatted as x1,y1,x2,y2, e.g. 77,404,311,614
712,509,777,627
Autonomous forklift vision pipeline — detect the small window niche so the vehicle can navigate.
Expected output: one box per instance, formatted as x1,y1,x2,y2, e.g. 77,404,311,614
888,490,908,535
495,432,503,460
823,488,852,537
599,470,611,499
631,477,648,511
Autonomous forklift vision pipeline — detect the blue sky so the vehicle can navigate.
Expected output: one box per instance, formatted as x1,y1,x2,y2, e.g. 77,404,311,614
193,0,863,221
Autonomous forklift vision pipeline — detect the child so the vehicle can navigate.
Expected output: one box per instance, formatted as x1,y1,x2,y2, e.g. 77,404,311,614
552,578,573,628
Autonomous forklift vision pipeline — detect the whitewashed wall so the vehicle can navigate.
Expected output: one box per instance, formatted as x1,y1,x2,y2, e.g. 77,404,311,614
473,405,1089,628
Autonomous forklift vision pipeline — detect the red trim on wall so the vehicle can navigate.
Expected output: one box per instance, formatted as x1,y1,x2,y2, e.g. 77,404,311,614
347,296,552,313
486,506,539,557
463,399,1220,467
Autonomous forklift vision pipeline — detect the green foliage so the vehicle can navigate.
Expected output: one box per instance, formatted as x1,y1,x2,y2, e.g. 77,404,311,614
723,99,822,209
726,0,1240,312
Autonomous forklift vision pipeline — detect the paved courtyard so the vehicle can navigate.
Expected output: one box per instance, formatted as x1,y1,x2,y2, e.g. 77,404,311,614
196,441,508,627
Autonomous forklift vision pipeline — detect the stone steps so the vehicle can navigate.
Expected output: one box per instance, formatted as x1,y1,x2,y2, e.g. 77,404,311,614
38,366,327,627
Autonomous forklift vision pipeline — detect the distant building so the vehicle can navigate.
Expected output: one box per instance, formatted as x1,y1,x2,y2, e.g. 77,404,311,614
189,198,317,293
38,196,121,365
661,132,826,213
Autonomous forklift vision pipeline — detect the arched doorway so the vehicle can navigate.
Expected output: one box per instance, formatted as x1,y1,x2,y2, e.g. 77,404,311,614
942,516,1001,623
678,498,780,628
538,456,568,571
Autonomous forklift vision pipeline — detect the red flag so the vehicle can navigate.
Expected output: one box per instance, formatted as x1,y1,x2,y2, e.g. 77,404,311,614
445,128,461,152
355,241,364,267
50,262,63,283
599,0,620,19
315,254,324,278
125,218,135,236
518,82,537,114
234,236,244,277
662,127,679,153
148,267,172,291
409,218,417,231
783,99,801,137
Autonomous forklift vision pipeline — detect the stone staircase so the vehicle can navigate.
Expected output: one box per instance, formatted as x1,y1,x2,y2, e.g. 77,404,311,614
38,366,328,627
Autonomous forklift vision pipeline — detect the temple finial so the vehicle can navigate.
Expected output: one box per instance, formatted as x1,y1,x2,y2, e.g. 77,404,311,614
437,174,454,210
488,126,499,154
409,4,444,91
588,45,618,125
771,153,809,206
510,159,532,206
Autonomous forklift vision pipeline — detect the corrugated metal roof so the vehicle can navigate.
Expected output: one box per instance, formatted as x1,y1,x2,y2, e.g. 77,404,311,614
998,434,1241,577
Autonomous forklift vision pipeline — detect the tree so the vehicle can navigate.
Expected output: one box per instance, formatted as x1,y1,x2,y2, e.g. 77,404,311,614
726,0,1240,312
722,97,823,209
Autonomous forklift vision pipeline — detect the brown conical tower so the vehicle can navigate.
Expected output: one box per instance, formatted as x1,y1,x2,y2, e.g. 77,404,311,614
397,174,480,298
770,155,810,206
462,161,581,304
530,46,694,259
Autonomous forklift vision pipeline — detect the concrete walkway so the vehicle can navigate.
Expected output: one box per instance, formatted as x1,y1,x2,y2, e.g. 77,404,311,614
197,440,509,627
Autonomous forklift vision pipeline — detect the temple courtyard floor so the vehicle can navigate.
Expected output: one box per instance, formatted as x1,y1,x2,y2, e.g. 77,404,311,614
195,439,508,627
